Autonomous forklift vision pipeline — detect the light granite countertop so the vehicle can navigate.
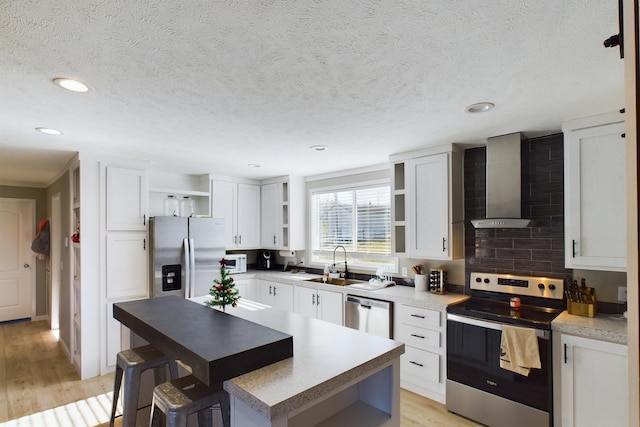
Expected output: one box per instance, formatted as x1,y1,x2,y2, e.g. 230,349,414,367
242,270,470,310
552,310,628,345
190,295,404,420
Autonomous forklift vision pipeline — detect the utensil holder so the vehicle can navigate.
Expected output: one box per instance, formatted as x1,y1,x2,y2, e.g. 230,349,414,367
414,274,427,292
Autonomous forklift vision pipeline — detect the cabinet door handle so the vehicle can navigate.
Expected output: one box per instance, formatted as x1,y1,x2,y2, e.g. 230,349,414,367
312,294,315,305
234,235,237,245
143,214,146,226
572,240,577,258
317,294,320,305
143,238,146,250
564,343,568,364
273,235,276,245
273,286,277,297
239,235,242,245
442,237,446,252
410,314,425,319
410,333,425,339
409,361,423,367
269,285,272,295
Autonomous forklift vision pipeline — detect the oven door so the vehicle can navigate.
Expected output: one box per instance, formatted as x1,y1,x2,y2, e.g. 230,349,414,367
446,314,552,413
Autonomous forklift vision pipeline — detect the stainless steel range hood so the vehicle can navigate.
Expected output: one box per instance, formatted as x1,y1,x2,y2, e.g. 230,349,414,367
470,133,531,228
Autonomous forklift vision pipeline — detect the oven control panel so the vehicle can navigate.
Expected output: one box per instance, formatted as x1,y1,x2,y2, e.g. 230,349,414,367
470,272,564,299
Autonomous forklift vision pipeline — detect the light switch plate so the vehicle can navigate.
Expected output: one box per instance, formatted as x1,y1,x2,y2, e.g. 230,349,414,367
402,267,407,277
618,286,628,302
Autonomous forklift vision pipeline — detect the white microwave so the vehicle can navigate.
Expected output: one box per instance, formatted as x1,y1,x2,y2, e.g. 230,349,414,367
225,254,247,273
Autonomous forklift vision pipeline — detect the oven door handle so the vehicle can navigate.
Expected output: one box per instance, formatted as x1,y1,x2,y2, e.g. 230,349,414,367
447,313,550,340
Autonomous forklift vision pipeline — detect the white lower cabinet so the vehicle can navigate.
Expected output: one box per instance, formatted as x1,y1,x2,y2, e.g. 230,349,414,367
257,279,294,312
556,333,628,427
294,286,343,325
394,304,445,403
234,276,257,301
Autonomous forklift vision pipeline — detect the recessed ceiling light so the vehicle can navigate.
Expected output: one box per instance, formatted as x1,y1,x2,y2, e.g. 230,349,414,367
35,127,63,135
53,78,89,92
465,102,495,113
247,163,261,168
310,145,328,151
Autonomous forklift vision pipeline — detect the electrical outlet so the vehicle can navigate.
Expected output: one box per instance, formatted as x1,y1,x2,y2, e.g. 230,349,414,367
618,286,628,302
402,267,408,277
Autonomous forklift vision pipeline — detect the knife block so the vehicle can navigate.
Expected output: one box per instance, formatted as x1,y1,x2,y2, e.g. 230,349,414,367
567,287,597,317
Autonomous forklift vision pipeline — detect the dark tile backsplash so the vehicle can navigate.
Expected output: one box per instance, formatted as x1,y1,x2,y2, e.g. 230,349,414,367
464,133,571,288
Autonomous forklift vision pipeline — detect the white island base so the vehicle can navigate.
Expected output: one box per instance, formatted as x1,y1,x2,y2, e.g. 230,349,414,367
231,360,400,427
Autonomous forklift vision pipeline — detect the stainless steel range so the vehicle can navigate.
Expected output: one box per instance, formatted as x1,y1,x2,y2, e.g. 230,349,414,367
446,272,565,427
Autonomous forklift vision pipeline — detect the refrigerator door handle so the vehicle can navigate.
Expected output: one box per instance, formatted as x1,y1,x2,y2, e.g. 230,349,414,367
188,238,196,298
184,238,191,298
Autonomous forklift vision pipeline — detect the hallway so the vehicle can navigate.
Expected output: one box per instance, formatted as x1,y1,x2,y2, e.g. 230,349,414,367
0,320,114,425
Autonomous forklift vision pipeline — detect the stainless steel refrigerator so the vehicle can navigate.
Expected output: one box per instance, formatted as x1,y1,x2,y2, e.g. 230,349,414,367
149,216,226,298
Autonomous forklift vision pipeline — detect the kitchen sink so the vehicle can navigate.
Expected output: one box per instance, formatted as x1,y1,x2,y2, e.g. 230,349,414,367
305,277,362,286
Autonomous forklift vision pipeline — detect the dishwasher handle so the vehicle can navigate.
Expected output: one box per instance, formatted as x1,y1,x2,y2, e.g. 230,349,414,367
346,295,391,310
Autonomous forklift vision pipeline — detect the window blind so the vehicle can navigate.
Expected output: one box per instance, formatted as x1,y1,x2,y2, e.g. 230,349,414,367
311,184,391,259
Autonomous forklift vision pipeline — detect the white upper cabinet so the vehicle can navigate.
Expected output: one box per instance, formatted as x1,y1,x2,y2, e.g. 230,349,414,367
391,145,463,260
563,111,626,271
260,176,305,250
261,182,281,248
211,180,261,249
106,166,148,231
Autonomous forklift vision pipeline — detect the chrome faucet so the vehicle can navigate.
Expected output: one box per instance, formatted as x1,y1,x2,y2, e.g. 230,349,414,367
333,245,349,278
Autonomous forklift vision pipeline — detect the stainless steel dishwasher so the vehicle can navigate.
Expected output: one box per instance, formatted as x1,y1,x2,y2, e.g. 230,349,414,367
345,295,393,339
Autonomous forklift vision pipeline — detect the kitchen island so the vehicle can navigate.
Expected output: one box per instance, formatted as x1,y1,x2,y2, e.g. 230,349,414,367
115,296,404,427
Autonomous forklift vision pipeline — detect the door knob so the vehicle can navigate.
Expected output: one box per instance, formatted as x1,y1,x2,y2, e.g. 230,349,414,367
24,263,30,268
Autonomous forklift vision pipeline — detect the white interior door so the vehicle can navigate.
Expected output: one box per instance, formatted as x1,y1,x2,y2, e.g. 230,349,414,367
0,198,35,322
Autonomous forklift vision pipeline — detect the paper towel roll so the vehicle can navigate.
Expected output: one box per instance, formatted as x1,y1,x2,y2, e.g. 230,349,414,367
279,250,296,258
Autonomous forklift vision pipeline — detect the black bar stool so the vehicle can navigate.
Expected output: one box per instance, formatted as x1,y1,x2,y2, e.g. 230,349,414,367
150,374,231,427
110,345,179,427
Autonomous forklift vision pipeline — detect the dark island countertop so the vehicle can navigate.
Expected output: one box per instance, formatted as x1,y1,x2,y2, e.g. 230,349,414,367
113,296,293,386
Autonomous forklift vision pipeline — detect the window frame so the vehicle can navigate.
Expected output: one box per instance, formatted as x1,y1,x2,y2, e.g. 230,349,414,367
307,178,398,273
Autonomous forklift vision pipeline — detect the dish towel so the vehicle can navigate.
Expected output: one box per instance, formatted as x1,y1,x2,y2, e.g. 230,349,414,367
500,324,541,376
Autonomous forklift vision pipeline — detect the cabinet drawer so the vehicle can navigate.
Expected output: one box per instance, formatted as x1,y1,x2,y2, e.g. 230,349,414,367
397,325,440,351
398,304,440,329
401,346,439,384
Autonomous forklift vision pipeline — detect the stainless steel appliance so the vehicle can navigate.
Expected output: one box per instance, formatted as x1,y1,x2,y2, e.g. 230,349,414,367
225,253,247,273
257,250,272,270
149,216,226,299
345,295,393,339
446,272,564,427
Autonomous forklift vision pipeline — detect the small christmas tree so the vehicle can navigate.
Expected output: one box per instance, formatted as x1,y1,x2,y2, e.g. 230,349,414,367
205,258,240,311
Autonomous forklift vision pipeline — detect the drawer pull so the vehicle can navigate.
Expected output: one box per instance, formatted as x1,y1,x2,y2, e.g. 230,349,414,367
410,314,425,319
410,333,425,339
409,360,423,367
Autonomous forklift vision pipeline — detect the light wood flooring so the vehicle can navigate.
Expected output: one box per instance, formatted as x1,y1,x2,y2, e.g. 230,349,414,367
1,320,481,426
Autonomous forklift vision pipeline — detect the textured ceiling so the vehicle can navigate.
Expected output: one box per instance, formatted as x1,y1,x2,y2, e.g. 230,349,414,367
0,0,625,187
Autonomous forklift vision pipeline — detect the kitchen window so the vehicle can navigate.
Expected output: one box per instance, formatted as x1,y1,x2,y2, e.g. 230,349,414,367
310,181,396,271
